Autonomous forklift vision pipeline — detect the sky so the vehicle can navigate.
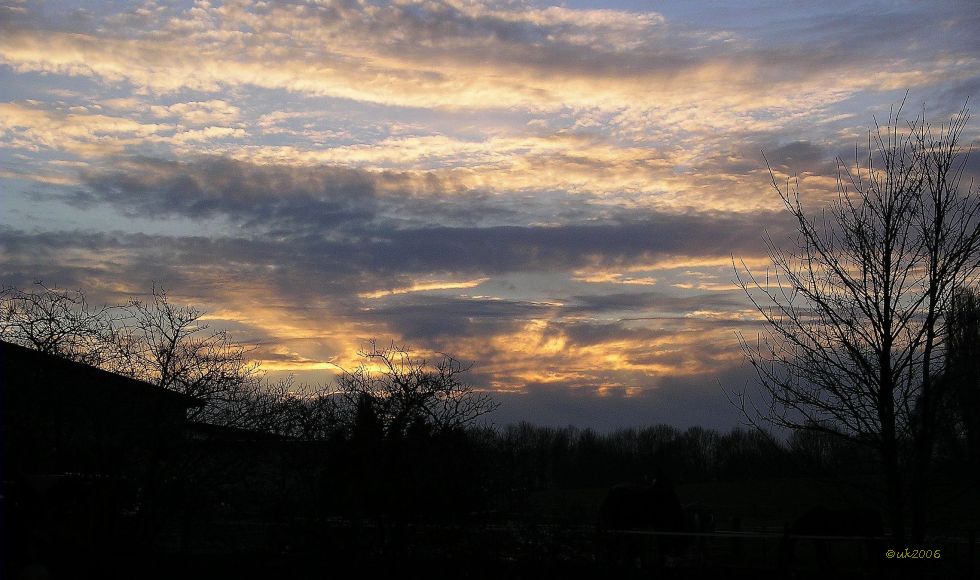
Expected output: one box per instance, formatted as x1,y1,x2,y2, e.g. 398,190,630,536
1,0,979,431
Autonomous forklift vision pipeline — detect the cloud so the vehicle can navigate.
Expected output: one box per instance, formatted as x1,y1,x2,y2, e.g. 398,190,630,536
0,219,784,301
0,101,171,155
359,277,489,299
0,196,783,298
3,0,977,430
3,0,973,117
568,291,744,316
69,154,794,256
360,295,556,341
170,126,247,143
149,100,242,126
74,156,385,231
0,100,255,162
0,217,764,385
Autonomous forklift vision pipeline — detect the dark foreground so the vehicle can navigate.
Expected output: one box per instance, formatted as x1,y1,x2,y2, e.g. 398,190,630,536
8,516,972,580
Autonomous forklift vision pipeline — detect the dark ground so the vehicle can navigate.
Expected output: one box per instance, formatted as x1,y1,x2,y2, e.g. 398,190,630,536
25,477,971,580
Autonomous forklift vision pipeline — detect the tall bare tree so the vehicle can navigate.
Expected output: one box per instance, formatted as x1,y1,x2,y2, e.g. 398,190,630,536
734,102,980,542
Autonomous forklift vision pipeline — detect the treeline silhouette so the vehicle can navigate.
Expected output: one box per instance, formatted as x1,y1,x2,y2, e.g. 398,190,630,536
148,418,915,529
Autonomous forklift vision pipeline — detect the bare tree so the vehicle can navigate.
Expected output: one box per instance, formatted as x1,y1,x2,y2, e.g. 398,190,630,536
0,283,297,430
242,376,342,439
107,287,264,426
336,340,499,436
0,282,116,366
0,282,498,442
734,101,980,542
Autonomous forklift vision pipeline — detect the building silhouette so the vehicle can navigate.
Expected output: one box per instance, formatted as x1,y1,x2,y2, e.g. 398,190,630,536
1,340,202,578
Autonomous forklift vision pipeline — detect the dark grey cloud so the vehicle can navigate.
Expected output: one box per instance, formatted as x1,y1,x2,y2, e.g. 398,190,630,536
65,156,791,280
930,80,980,117
696,138,836,181
360,295,556,341
0,202,785,308
74,157,387,234
763,141,831,171
568,291,744,315
74,156,585,233
364,215,790,277
962,146,980,185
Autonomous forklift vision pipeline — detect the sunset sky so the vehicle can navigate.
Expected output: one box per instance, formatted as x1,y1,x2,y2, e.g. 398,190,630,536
2,0,978,430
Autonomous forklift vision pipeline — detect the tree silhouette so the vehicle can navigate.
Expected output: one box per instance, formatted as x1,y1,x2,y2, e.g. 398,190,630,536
735,101,980,542
0,283,301,432
0,282,115,366
106,286,264,426
942,287,980,474
336,340,499,436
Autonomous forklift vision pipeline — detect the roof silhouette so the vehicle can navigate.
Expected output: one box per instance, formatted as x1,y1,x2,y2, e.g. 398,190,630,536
0,339,203,408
